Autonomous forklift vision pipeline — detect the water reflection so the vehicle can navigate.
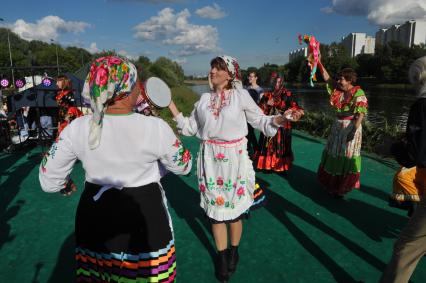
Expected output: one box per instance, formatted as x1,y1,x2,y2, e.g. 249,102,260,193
188,84,415,129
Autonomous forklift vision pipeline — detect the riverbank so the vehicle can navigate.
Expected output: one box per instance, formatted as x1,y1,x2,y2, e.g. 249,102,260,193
184,79,208,86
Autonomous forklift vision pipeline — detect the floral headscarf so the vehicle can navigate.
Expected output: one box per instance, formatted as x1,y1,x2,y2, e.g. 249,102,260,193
218,55,243,89
270,72,285,91
82,56,138,149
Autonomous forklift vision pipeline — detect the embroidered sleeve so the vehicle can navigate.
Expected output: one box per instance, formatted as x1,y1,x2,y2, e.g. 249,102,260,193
39,125,78,193
174,100,200,136
158,120,192,175
326,81,336,96
352,89,368,114
241,89,278,137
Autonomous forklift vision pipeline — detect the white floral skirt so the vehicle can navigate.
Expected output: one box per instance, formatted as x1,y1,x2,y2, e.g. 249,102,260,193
197,138,255,221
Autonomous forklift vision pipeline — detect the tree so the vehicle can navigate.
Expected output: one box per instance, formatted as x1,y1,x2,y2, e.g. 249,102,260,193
355,54,376,78
134,56,152,81
154,57,185,84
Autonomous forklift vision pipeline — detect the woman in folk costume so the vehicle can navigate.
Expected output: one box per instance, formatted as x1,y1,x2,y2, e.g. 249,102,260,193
168,55,303,282
39,56,192,282
254,72,303,172
55,75,83,139
316,58,368,198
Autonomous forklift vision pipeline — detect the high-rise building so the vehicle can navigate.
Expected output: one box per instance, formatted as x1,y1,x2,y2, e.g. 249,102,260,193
288,47,307,62
375,20,426,48
341,33,375,57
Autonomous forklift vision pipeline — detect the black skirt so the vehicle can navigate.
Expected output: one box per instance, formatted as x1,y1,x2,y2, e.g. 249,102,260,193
75,182,176,282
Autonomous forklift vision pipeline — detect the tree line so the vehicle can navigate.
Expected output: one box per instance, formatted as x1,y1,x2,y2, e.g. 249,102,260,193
0,28,185,90
2,27,424,89
242,41,426,87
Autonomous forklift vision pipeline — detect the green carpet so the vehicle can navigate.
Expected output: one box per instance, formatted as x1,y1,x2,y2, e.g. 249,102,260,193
0,131,425,283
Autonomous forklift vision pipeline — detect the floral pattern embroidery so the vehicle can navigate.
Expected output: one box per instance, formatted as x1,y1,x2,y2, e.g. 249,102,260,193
209,90,231,119
172,139,192,169
214,153,228,162
216,177,224,186
237,187,245,197
215,196,225,206
199,175,248,208
41,142,59,173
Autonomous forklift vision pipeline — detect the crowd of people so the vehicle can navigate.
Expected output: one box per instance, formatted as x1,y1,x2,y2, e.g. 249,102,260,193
35,53,426,283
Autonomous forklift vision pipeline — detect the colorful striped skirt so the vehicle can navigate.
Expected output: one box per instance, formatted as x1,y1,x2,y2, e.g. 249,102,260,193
75,182,176,282
317,117,362,195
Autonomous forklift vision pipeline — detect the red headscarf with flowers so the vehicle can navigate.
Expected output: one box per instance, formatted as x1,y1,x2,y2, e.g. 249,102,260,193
82,56,138,149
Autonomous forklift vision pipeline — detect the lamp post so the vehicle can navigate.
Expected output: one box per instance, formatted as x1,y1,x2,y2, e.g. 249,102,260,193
50,39,59,76
0,18,15,87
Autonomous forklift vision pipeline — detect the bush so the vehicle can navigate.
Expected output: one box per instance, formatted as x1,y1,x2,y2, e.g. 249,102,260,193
296,111,403,157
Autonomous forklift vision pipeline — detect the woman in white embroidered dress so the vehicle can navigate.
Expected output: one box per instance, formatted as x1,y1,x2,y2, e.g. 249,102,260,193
168,55,303,282
39,56,192,282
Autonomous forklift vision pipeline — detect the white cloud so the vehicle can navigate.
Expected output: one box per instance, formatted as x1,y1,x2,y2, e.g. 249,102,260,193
86,42,100,53
320,6,334,14
321,0,426,26
134,8,219,56
173,58,187,65
195,3,227,19
11,15,90,42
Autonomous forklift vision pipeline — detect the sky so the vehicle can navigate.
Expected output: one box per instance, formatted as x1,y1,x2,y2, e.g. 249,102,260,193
0,0,425,76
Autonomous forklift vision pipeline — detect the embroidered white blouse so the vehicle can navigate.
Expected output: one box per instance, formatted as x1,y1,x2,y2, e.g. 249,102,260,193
175,88,279,140
39,114,192,193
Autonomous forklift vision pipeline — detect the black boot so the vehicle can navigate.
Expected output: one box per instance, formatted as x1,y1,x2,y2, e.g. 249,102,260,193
215,249,229,282
228,245,239,274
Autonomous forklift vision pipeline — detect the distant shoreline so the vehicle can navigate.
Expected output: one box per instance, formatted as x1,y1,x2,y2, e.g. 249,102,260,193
184,80,208,86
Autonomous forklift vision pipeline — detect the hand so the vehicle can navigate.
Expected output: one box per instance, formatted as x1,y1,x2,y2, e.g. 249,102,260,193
291,109,304,121
273,115,286,126
283,109,304,122
60,179,77,196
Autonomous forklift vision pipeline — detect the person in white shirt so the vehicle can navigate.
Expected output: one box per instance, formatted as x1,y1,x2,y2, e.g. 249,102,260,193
39,56,192,283
246,71,264,156
168,55,303,282
247,71,264,102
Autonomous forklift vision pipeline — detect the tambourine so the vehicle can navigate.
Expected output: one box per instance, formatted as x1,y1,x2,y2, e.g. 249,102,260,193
140,77,171,108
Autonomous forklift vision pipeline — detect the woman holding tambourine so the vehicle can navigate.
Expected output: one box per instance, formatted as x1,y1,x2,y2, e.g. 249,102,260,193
40,56,192,283
168,55,304,282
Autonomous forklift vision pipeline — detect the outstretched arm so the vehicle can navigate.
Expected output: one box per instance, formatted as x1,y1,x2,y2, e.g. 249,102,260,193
318,58,331,83
168,100,199,136
168,100,180,118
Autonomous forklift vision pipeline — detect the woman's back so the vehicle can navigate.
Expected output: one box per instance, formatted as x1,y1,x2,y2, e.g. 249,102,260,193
40,113,191,192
